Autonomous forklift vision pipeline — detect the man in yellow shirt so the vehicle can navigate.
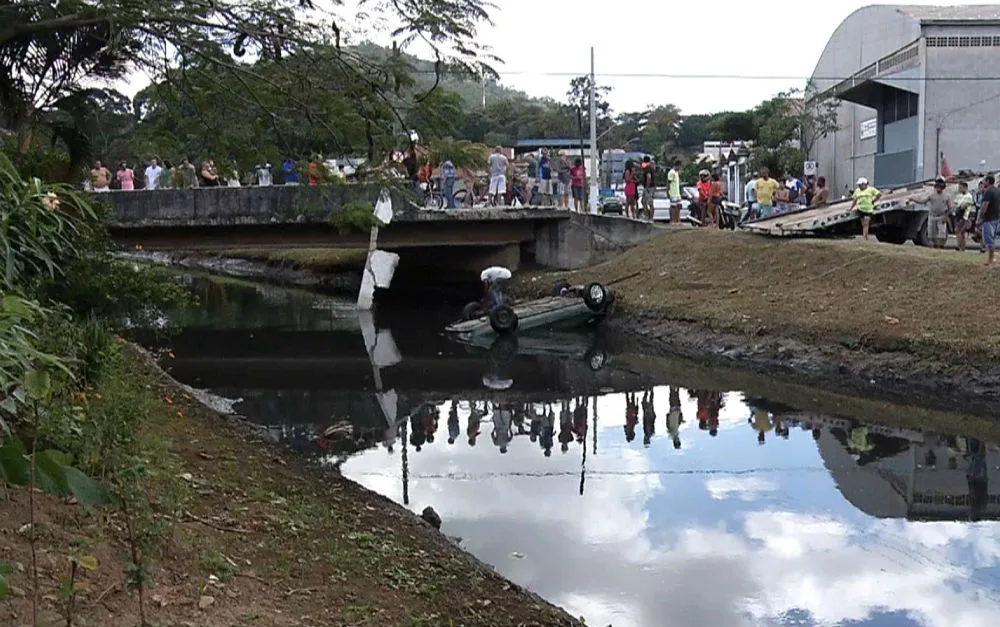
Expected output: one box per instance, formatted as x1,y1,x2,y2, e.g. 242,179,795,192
849,177,881,241
753,167,780,218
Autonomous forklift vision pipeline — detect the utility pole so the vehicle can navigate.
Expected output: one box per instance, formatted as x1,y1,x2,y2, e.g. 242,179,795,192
588,47,599,214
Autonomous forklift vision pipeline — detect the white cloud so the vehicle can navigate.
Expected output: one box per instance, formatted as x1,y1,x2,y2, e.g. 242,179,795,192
706,476,779,502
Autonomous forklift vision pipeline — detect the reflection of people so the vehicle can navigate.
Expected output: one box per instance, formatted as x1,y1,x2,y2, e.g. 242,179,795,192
423,404,439,444
467,402,484,446
492,404,513,454
447,401,460,445
667,387,683,449
558,401,573,453
624,393,639,443
409,414,426,452
641,389,656,447
529,405,542,443
540,404,555,457
573,397,588,444
383,422,398,454
967,438,989,521
751,407,772,445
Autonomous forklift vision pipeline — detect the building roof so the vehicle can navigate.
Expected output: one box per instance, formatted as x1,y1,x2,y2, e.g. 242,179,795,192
893,3,1000,23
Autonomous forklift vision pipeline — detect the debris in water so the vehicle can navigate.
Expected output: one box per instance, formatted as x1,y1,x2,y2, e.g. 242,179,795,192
511,552,525,559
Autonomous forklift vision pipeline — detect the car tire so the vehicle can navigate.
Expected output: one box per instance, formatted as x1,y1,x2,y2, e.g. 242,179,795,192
552,279,571,297
584,346,609,371
582,282,609,312
488,335,519,367
489,305,519,335
462,302,485,321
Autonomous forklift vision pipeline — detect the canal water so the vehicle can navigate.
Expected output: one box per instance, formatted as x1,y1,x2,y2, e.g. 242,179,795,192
140,274,1000,627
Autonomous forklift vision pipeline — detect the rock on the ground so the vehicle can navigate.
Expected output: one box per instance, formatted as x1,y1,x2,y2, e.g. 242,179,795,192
421,506,442,530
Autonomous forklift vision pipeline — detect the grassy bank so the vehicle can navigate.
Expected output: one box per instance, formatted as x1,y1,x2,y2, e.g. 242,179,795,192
0,344,580,627
521,230,1000,364
223,248,368,273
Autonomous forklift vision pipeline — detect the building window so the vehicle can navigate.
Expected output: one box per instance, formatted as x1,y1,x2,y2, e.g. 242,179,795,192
926,34,1000,47
882,89,918,125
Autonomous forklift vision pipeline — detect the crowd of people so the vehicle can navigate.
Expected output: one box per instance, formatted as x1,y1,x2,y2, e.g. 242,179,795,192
365,389,847,458
84,155,352,192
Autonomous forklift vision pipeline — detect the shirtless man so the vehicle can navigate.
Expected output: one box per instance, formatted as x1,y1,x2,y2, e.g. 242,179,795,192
90,160,112,192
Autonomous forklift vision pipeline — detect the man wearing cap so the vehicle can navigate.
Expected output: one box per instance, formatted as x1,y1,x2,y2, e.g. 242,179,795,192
849,177,881,241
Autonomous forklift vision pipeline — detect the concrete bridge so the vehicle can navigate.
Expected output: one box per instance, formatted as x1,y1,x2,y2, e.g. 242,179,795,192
101,185,660,270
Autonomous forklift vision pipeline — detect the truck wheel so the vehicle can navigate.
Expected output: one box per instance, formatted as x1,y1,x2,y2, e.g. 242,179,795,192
462,302,484,321
552,279,570,296
489,305,519,335
583,282,609,311
878,229,907,245
914,221,931,247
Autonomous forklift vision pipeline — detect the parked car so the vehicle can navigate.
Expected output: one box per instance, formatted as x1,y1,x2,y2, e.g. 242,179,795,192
651,187,701,226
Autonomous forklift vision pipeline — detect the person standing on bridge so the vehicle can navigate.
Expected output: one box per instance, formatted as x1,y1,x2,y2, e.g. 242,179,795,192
144,157,163,190
570,158,586,212
441,159,457,209
89,160,112,192
849,177,881,241
116,161,135,191
640,156,655,221
538,149,554,207
488,146,508,207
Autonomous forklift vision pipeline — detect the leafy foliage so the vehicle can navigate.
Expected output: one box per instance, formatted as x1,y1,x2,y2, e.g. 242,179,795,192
0,153,97,291
2,0,498,175
329,201,383,235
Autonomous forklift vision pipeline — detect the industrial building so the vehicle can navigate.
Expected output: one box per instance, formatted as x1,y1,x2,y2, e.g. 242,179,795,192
810,4,1000,196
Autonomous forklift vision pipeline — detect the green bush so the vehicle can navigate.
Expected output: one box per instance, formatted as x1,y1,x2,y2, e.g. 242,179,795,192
328,200,381,235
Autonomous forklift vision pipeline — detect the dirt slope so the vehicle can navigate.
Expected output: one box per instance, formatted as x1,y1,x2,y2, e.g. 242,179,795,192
523,230,1000,364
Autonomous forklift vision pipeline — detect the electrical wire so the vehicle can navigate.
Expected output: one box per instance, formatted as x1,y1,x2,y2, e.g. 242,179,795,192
408,69,1000,81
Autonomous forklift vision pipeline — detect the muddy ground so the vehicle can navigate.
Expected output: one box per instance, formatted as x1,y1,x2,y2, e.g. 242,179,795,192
516,229,1000,417
0,346,582,627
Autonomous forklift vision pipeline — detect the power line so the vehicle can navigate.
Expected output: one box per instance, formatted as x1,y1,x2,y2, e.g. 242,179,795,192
411,69,1000,81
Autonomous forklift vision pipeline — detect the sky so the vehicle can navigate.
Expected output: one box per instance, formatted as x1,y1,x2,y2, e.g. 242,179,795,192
338,0,999,115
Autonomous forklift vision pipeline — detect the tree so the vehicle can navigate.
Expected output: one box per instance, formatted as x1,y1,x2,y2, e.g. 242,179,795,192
751,84,839,177
567,75,613,137
709,111,758,142
0,0,497,174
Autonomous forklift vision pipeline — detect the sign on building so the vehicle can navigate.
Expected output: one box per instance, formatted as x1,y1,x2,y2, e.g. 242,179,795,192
803,161,817,176
860,118,877,140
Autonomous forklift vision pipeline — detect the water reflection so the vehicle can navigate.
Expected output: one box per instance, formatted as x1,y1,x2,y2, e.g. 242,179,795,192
143,274,1000,627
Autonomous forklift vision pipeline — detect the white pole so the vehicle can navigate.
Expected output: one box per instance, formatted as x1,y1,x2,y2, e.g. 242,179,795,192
588,47,599,214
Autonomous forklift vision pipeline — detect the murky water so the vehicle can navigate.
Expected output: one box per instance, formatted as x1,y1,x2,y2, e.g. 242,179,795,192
142,274,1000,627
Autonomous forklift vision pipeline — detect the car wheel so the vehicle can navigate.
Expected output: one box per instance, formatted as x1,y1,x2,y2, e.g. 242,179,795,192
461,302,485,321
584,346,609,371
552,279,571,296
489,305,519,335
488,335,519,367
582,282,609,312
